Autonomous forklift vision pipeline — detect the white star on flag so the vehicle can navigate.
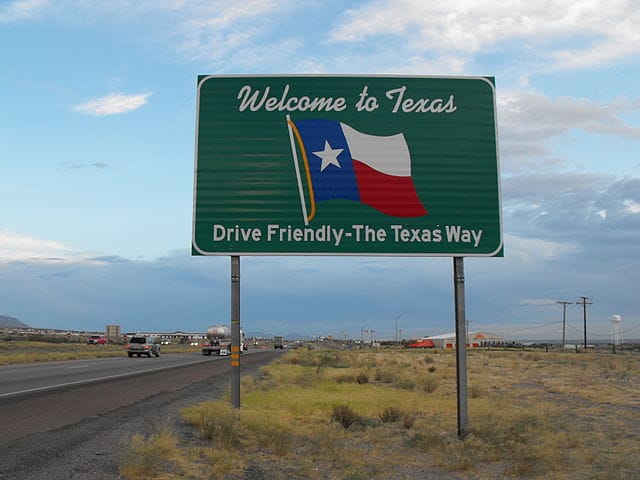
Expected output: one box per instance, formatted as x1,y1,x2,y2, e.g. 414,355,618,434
313,140,343,171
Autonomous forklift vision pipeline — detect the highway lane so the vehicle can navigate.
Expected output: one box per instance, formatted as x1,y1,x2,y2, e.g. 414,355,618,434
0,350,282,478
0,349,280,446
0,350,257,399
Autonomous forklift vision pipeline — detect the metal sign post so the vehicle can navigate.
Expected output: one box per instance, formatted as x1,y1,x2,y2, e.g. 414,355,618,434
454,257,468,438
230,256,241,408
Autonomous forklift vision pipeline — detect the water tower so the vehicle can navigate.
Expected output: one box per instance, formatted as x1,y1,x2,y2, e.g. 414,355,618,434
610,315,623,347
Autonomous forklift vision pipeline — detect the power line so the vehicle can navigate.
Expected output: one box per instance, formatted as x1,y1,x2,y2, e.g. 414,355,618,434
566,322,640,338
566,324,609,337
622,324,640,334
498,321,563,335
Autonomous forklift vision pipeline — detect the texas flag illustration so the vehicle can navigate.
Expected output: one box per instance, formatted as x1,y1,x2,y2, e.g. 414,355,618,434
289,118,428,222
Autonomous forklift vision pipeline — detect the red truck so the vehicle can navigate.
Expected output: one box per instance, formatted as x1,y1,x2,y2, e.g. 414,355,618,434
86,335,107,345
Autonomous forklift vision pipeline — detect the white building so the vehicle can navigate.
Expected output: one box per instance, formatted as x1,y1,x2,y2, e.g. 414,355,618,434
424,332,505,349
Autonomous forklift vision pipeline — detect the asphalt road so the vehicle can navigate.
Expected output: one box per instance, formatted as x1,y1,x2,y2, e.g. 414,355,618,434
0,349,278,446
0,349,282,479
0,351,233,399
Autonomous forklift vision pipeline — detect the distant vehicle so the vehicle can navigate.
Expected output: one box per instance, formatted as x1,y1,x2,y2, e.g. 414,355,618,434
273,336,284,349
202,325,245,356
86,335,107,345
125,336,160,357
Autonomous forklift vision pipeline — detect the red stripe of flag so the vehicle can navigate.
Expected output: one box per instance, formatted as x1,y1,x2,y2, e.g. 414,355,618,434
353,160,428,217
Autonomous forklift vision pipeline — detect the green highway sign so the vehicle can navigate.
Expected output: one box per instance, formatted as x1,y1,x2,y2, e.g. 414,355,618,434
193,75,502,256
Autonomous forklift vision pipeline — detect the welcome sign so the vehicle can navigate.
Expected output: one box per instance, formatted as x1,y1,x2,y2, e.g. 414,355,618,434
193,75,502,256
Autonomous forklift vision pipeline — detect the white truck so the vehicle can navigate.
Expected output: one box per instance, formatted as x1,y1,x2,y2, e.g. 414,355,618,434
202,325,245,356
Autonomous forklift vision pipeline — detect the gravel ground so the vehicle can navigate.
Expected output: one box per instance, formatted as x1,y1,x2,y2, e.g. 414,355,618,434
0,355,275,480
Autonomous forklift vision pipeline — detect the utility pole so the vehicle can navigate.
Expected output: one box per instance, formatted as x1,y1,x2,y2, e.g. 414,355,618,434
576,296,593,350
394,312,403,343
557,301,573,348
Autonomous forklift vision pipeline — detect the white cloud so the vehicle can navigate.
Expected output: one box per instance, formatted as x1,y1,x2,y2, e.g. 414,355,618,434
6,1,639,75
519,298,559,307
550,18,640,69
499,91,640,141
0,0,49,22
503,233,579,264
0,230,107,264
0,230,75,263
329,0,640,70
624,199,640,214
73,92,151,116
379,54,470,76
497,90,640,174
175,1,289,64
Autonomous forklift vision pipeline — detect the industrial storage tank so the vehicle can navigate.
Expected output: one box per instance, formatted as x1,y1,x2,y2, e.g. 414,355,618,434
207,324,231,339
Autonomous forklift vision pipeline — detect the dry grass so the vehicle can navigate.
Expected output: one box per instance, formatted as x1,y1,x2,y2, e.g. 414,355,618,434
119,347,640,479
0,341,126,364
0,340,200,365
118,429,183,479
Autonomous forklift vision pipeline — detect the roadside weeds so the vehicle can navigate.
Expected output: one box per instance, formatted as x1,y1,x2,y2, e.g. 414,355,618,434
119,348,640,479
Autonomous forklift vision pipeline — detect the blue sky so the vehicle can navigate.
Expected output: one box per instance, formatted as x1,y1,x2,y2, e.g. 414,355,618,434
1,0,639,341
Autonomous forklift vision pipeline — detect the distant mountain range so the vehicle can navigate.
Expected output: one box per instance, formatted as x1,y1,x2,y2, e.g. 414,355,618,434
0,316,30,328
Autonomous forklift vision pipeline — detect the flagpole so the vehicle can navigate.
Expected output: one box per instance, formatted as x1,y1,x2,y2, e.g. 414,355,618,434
286,114,309,226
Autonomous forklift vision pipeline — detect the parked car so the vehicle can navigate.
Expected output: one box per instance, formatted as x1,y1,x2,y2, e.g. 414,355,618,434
125,336,160,357
86,335,107,345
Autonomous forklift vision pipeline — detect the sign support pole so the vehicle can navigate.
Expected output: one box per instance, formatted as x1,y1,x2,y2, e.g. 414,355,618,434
453,257,469,438
230,256,241,408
